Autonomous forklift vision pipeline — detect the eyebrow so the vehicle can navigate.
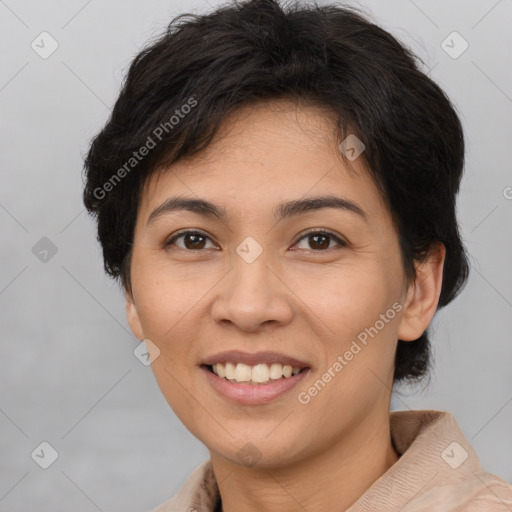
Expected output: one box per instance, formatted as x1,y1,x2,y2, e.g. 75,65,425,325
147,194,369,226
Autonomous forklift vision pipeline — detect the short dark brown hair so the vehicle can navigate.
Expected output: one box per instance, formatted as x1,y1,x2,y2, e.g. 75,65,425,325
82,0,470,385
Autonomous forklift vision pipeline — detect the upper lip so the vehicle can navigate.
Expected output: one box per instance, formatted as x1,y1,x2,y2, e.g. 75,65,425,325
201,350,311,368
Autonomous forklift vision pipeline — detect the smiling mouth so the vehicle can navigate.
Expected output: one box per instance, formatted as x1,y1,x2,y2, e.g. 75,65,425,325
202,362,310,385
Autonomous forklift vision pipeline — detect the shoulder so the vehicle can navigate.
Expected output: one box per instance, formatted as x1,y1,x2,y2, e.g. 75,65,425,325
463,473,512,511
147,459,219,512
405,471,512,512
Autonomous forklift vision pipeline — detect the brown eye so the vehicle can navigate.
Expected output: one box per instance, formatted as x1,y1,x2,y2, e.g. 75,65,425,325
165,231,216,250
294,230,346,251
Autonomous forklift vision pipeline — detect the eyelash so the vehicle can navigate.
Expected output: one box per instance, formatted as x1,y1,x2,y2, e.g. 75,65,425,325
164,228,347,252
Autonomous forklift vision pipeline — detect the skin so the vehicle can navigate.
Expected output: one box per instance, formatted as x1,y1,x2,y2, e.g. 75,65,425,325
125,99,445,512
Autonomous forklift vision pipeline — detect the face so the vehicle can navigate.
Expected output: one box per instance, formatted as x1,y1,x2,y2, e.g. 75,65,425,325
125,99,422,469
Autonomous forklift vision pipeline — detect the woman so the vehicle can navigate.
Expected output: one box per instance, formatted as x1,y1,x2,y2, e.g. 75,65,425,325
82,0,512,510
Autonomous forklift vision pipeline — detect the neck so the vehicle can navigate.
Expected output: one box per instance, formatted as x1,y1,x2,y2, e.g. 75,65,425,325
211,409,400,512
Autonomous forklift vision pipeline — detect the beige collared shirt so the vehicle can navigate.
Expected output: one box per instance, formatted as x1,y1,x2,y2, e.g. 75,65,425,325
149,410,512,511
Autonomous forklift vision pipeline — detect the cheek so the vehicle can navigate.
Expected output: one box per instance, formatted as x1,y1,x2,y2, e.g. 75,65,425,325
135,283,203,416
292,262,395,334
291,263,400,387
133,263,203,337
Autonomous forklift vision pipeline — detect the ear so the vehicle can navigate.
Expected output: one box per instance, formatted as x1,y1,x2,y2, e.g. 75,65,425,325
125,290,145,341
397,242,446,342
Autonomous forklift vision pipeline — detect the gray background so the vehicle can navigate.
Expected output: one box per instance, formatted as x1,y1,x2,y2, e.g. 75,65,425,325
1,0,511,511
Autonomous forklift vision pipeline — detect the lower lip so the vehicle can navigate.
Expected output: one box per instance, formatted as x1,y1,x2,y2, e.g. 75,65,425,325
200,365,310,405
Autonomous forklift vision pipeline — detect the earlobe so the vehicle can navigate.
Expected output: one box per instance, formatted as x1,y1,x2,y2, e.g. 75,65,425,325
397,243,446,342
125,290,145,341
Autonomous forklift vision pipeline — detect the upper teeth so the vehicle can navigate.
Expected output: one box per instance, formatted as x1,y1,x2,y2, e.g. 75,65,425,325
211,362,302,383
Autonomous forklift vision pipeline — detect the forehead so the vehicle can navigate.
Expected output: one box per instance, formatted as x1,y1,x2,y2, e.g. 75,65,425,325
139,99,388,223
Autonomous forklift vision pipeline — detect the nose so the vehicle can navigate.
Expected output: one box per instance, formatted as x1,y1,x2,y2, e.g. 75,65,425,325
210,250,294,333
